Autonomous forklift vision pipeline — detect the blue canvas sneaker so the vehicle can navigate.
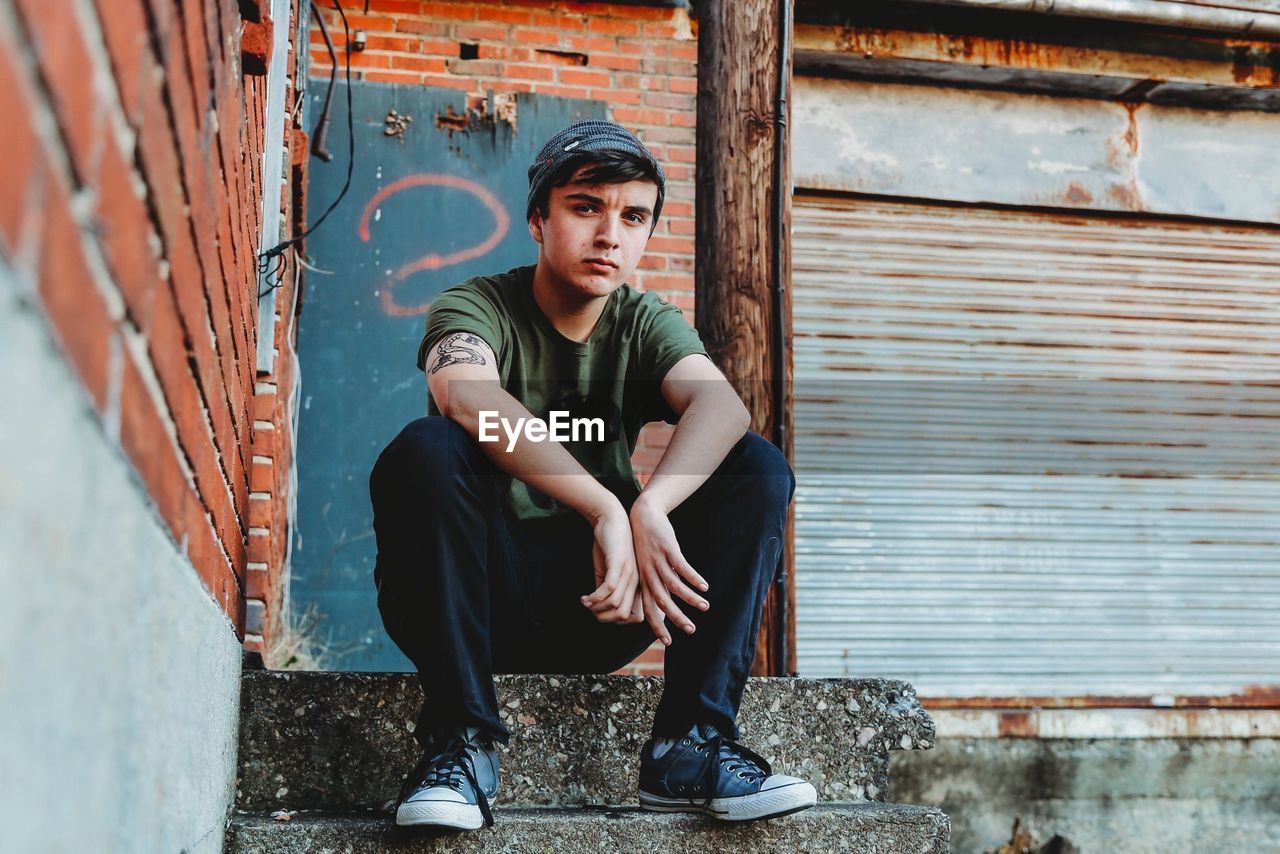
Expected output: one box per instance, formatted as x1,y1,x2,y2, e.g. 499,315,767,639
638,722,818,821
394,725,499,830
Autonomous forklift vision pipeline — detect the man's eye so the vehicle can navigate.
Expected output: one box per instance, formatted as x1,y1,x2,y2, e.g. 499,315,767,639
575,204,596,213
625,213,644,224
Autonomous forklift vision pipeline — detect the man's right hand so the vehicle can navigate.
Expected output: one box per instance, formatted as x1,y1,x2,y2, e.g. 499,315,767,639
581,502,645,625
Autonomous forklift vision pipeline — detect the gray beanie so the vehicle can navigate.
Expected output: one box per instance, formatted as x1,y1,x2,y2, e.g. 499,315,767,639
526,119,666,227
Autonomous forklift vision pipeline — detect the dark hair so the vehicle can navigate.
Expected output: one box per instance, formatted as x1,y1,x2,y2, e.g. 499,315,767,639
527,149,662,231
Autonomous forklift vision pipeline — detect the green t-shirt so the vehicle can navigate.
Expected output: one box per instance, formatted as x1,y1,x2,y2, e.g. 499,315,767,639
416,263,709,523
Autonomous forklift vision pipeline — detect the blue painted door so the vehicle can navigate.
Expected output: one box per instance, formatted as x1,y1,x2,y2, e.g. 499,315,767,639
294,81,604,670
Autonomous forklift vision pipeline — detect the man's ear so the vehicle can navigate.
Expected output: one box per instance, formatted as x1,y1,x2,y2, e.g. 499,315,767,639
527,210,545,245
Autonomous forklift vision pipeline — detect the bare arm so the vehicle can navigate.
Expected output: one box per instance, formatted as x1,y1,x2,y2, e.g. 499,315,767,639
424,331,642,623
425,331,620,523
629,353,752,643
637,353,752,515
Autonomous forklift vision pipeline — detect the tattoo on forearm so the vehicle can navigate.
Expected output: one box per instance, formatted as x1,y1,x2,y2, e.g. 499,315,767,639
429,332,489,374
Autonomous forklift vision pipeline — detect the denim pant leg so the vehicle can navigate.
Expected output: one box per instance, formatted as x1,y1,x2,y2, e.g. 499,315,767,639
368,415,655,748
369,415,528,747
652,431,796,738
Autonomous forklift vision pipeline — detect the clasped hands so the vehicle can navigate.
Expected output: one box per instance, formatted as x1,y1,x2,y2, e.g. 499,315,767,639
579,493,709,646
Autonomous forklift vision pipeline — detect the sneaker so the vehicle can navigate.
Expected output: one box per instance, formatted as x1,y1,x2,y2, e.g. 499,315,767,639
638,723,817,821
394,725,499,830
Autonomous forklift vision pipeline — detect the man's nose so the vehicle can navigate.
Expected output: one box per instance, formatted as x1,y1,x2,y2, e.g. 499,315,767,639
595,216,621,247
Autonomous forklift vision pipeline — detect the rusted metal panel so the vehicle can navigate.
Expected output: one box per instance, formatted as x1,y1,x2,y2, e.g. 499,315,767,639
795,22,1280,98
791,196,1280,698
794,76,1280,224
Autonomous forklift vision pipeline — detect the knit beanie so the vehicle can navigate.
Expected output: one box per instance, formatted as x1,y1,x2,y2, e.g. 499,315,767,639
526,119,666,227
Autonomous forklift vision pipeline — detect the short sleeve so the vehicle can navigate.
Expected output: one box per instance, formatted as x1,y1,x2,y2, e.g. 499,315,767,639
639,299,709,383
416,285,507,373
637,299,710,424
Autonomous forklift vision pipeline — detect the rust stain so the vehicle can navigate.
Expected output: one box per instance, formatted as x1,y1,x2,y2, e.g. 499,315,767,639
1063,182,1093,205
1232,45,1254,84
434,93,519,138
1107,180,1143,211
434,104,469,133
998,711,1037,737
921,684,1280,710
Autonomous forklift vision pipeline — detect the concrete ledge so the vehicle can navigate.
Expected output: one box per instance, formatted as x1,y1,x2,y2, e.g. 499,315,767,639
237,672,935,811
226,803,951,853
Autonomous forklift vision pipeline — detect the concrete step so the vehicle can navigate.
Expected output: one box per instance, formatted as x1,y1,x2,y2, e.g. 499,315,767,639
237,672,935,812
225,803,951,853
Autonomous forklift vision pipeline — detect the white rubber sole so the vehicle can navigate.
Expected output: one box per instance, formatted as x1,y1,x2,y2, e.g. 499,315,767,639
639,781,817,821
395,793,497,830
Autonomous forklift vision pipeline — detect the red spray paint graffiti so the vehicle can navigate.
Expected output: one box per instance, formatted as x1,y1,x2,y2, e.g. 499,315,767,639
358,174,510,317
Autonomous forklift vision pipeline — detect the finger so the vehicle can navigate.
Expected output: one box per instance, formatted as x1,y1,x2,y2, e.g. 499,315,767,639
670,552,708,592
643,587,671,645
585,549,630,607
652,583,695,635
586,578,614,612
662,565,709,611
627,591,645,624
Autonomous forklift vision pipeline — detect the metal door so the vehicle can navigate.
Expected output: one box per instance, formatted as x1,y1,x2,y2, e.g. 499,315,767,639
293,81,604,670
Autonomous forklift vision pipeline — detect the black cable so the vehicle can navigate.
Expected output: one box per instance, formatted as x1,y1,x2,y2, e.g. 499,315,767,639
257,0,355,300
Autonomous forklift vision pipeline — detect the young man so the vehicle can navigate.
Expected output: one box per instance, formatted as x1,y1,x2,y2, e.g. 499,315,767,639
368,119,813,832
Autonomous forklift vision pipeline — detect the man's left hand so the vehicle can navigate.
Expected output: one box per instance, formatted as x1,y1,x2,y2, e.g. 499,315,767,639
629,493,710,645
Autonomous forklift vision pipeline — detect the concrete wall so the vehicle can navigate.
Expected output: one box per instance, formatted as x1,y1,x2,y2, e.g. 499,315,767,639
0,262,243,853
893,712,1280,852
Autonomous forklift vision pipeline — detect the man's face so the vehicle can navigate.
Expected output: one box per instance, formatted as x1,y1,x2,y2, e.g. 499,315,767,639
529,163,659,300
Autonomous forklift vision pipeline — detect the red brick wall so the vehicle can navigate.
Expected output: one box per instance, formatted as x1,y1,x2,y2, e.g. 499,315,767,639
308,0,701,675
308,0,701,676
0,0,302,640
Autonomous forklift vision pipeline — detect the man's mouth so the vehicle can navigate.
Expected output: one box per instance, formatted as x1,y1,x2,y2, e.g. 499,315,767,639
584,258,617,273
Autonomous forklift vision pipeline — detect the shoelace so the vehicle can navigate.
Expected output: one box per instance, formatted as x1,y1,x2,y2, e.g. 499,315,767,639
397,735,494,828
692,729,772,811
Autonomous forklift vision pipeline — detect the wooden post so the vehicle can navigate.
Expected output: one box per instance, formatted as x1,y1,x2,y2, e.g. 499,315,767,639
694,0,795,675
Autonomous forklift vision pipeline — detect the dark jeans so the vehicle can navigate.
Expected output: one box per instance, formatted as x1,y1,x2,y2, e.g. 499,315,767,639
368,416,795,749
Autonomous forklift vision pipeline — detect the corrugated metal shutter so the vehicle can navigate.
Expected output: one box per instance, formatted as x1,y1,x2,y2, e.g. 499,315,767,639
793,195,1280,696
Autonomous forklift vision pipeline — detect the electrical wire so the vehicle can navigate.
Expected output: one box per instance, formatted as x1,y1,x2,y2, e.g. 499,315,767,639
257,0,355,301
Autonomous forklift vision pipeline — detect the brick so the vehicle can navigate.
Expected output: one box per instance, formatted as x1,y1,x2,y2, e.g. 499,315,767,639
251,456,274,492
247,532,273,566
0,45,39,253
364,0,420,13
667,144,696,164
564,35,617,53
590,19,640,37
558,68,610,87
529,84,589,99
455,24,509,42
645,91,694,110
598,88,640,105
505,63,555,82
395,19,449,35
669,76,697,94
671,43,698,61
511,28,561,47
589,52,641,71
91,0,150,123
363,70,424,85
645,236,694,254
611,107,668,127
13,0,104,185
475,6,534,25
365,34,420,53
446,58,501,76
92,139,158,331
391,55,447,72
421,1,479,18
37,173,113,413
247,567,268,600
